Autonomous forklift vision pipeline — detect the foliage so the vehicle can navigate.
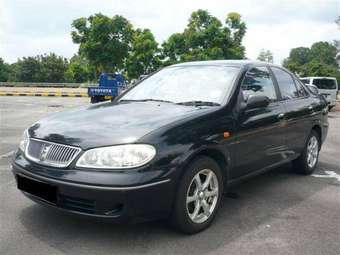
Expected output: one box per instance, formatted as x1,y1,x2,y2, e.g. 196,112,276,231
39,53,69,82
0,58,11,82
65,54,94,83
300,60,339,77
310,42,337,66
161,10,246,65
125,29,161,79
2,10,247,82
285,47,311,66
5,53,68,83
71,13,134,73
283,42,340,80
257,49,273,63
15,56,41,82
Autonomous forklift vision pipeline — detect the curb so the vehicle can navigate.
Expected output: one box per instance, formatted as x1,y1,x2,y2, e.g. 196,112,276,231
0,92,88,97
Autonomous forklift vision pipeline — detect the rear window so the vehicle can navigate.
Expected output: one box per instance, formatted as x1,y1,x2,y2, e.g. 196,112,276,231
312,79,337,90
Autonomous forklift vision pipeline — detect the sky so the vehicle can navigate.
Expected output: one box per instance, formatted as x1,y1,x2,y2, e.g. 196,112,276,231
0,0,339,64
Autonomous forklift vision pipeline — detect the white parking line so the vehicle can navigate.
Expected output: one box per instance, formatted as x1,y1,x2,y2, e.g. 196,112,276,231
312,171,340,182
0,151,14,159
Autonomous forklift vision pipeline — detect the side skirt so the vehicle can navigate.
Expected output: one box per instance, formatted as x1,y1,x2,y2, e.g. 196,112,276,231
226,156,299,188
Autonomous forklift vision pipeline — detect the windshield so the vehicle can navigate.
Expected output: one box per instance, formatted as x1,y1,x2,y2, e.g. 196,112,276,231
312,78,337,90
120,66,239,105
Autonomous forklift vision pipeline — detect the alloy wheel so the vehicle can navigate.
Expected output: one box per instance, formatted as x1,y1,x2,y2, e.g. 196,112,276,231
186,169,219,224
307,136,319,169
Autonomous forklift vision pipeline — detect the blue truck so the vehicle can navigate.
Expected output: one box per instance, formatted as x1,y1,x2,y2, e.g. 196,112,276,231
88,73,126,103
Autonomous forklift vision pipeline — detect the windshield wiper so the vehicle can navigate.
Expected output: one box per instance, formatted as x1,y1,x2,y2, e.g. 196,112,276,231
120,99,174,103
176,101,221,107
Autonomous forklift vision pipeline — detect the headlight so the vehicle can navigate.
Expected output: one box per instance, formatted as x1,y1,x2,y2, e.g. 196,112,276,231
76,144,156,169
19,129,29,152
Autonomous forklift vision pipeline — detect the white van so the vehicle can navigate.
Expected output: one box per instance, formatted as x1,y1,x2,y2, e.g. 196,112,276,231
300,77,338,109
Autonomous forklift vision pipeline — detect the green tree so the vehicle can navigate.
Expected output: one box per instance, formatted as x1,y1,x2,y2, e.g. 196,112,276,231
282,47,311,73
125,29,161,79
161,33,187,65
65,54,93,83
300,60,339,77
310,42,337,66
39,53,69,82
225,12,247,59
0,58,11,82
283,41,339,79
286,47,311,66
162,10,246,64
257,49,273,63
7,62,19,81
15,56,42,82
9,53,68,82
71,13,134,73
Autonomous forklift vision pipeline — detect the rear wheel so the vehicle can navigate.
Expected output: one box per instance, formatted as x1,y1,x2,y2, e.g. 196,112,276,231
171,156,223,234
91,96,105,104
293,130,320,175
90,96,98,103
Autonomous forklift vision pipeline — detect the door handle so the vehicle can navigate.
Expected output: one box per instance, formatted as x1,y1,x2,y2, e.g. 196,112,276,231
278,113,285,120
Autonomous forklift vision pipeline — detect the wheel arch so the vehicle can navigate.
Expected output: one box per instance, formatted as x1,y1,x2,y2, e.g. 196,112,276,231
179,147,230,185
311,124,322,148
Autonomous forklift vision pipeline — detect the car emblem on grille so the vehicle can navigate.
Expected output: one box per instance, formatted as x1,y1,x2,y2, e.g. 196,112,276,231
40,144,51,161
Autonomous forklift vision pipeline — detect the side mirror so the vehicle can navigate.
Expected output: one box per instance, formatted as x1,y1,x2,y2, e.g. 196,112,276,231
306,84,319,95
246,95,270,110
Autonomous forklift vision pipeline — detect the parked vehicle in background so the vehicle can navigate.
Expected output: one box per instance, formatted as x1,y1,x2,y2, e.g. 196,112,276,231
305,84,319,95
88,73,127,103
12,60,329,234
300,77,338,110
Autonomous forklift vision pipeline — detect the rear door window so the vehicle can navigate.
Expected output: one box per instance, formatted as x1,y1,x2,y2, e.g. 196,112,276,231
271,67,299,100
241,67,277,102
312,79,337,90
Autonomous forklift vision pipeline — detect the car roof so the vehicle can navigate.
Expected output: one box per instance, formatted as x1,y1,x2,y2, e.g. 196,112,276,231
170,60,275,68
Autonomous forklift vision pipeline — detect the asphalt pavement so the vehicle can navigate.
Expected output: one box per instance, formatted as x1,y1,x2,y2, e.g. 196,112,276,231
0,97,339,255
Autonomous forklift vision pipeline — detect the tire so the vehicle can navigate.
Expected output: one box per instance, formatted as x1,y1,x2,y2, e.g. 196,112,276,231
328,106,334,111
91,96,105,104
171,156,224,234
292,130,320,175
90,96,98,104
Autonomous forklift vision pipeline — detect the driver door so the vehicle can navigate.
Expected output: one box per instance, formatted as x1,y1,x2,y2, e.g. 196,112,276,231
231,66,286,178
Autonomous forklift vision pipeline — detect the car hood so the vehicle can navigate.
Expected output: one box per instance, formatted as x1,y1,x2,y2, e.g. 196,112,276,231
28,101,212,149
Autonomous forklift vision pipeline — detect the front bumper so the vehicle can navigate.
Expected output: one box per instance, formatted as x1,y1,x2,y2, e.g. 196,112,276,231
12,153,175,223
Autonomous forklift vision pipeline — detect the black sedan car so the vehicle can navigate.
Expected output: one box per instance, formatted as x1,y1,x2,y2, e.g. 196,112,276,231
12,60,329,234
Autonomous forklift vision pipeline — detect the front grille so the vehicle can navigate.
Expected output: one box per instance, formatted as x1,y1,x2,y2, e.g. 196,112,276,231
26,138,81,168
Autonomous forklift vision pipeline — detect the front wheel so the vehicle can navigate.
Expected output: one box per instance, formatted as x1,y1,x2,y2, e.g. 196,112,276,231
171,156,223,234
90,96,98,104
91,96,105,104
293,130,320,175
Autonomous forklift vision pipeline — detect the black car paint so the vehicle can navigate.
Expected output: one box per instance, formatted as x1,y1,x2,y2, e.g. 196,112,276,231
12,61,329,222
